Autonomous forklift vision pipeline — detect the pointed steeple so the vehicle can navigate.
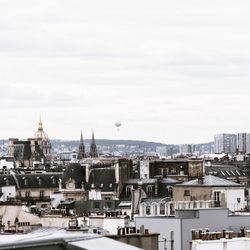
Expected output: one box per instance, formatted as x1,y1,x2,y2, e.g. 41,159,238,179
90,131,98,158
77,130,85,160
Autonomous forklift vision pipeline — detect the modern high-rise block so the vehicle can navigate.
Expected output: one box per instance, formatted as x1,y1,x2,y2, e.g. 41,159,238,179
214,134,237,154
237,133,247,153
246,134,250,154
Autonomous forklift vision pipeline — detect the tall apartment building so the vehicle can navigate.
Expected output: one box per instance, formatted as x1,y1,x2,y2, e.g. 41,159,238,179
245,134,250,154
237,133,247,153
179,144,193,155
214,134,237,154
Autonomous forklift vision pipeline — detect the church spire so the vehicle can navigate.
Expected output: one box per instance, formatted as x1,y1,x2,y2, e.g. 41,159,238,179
90,131,98,158
77,130,85,160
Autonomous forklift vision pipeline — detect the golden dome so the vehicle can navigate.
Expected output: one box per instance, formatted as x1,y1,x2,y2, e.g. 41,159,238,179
34,118,49,141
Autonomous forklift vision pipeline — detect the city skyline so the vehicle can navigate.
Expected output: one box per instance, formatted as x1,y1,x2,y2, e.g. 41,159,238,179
1,0,250,144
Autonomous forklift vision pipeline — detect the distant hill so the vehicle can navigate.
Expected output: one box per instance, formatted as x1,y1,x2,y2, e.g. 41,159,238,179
50,139,214,154
50,139,169,148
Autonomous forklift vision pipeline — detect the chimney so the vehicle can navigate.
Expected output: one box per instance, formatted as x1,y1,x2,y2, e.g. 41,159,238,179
198,176,204,185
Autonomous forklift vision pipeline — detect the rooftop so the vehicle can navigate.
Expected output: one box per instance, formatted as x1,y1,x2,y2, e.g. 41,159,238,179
0,228,142,250
177,175,243,187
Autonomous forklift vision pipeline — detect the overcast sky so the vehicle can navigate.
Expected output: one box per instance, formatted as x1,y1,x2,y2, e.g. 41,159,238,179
0,0,250,144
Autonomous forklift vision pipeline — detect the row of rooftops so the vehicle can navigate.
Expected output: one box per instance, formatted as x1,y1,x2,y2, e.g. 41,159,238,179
0,173,61,189
0,160,248,194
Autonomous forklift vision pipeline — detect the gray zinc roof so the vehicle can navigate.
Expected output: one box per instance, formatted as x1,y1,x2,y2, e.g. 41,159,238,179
177,175,243,187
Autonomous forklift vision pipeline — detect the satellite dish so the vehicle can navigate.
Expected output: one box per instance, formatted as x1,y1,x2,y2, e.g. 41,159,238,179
115,121,122,128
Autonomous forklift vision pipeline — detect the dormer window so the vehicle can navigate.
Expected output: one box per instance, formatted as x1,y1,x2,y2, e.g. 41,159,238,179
37,177,42,185
22,177,28,185
51,176,56,185
126,185,132,196
4,178,9,186
146,185,153,196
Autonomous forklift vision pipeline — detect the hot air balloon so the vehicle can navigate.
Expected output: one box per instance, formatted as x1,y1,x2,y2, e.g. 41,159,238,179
115,121,122,128
115,121,122,131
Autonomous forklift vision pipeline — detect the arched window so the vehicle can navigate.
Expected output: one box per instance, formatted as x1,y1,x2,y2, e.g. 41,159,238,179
160,203,165,215
146,185,153,196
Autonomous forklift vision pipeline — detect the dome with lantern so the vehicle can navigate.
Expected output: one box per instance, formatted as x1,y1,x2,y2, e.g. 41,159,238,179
34,118,49,141
33,117,51,159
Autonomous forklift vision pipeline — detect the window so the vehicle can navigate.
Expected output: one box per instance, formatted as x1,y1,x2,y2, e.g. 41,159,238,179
94,201,100,210
126,185,132,196
51,177,56,185
146,205,151,215
105,201,112,209
184,190,190,196
168,187,173,198
146,185,153,196
236,170,241,176
40,191,44,201
25,191,30,201
5,179,9,186
214,191,220,207
220,171,225,176
160,203,165,215
158,168,163,176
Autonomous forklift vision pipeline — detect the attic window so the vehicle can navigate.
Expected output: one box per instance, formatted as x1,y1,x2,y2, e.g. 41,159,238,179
23,177,28,185
184,190,190,196
50,176,56,184
38,178,42,185
220,171,225,176
236,170,241,176
5,178,9,186
146,185,153,196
